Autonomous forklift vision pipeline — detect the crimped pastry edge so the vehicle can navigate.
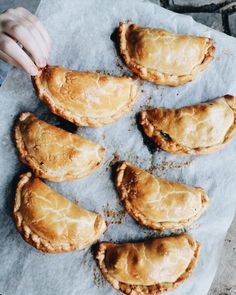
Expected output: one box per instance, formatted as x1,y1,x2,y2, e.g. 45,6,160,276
115,161,209,230
119,22,215,86
96,235,201,295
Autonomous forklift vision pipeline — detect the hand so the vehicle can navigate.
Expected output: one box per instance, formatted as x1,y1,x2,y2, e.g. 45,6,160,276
0,7,50,76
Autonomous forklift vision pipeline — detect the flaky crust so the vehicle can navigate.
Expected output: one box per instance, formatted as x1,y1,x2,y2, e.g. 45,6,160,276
32,65,140,127
140,95,236,154
14,112,105,182
13,173,106,253
116,161,209,230
119,23,215,86
96,235,200,294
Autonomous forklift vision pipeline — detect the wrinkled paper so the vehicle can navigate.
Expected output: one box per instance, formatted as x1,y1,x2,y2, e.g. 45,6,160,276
1,0,236,294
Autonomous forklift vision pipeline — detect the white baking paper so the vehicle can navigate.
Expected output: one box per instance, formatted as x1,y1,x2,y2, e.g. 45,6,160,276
0,0,236,294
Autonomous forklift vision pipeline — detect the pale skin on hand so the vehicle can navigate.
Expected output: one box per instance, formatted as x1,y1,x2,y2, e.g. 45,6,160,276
0,7,50,76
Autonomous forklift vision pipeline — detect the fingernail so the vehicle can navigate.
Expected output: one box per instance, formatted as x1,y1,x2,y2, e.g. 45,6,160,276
36,58,46,68
29,66,38,76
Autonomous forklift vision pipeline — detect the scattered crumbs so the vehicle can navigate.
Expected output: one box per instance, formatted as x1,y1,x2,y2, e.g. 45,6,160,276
102,203,126,225
147,160,191,174
106,152,120,171
141,227,187,239
176,93,179,96
82,250,92,268
225,239,232,243
116,62,124,70
95,69,112,76
141,89,144,93
173,227,188,235
102,134,106,140
103,230,114,242
123,152,139,165
139,80,144,86
126,114,137,129
147,96,152,102
93,265,105,288
140,104,153,111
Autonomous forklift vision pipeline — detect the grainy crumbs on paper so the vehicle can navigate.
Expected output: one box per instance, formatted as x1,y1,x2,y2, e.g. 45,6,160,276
140,104,153,111
140,227,187,240
103,203,126,225
103,230,115,243
93,265,106,288
147,160,191,174
116,62,124,70
82,250,93,268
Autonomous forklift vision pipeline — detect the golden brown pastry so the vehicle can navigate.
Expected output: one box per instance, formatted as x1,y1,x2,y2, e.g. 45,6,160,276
116,161,209,230
119,23,215,86
14,112,105,182
32,65,140,127
140,95,236,154
13,172,106,253
96,234,200,294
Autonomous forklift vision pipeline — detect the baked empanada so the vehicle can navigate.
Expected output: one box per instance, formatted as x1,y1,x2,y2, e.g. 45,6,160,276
13,172,106,253
14,112,105,182
32,65,140,127
119,23,215,86
140,95,236,154
96,234,200,294
116,161,209,230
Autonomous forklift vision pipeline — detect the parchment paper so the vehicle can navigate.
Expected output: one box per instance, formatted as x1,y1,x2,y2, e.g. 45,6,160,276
1,0,236,294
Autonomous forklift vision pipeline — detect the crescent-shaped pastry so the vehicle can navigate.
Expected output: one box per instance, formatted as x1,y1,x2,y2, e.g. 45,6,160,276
140,95,236,154
14,112,105,182
96,234,200,294
119,23,215,86
116,161,209,230
32,65,140,127
13,172,106,253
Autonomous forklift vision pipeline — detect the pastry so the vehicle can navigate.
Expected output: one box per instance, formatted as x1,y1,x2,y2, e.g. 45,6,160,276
14,112,105,182
140,95,236,154
13,172,106,253
116,161,209,230
119,23,215,86
32,65,140,127
96,234,200,294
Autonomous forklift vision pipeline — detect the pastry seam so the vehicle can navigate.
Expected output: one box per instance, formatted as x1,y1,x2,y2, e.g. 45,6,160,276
32,67,140,127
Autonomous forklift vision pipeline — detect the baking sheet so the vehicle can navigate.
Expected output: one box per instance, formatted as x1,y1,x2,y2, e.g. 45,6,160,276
1,0,236,294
